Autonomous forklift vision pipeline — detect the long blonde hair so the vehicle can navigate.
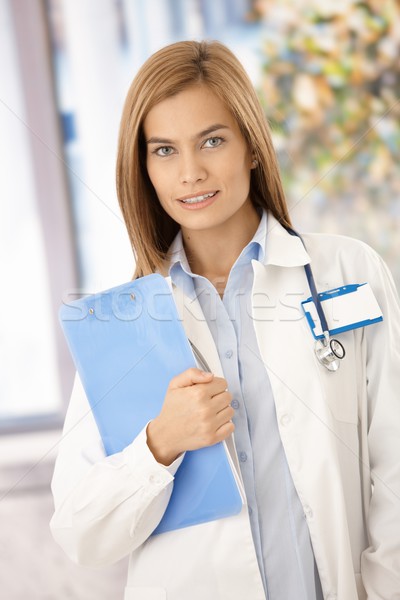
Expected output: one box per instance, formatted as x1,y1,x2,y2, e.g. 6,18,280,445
116,40,292,278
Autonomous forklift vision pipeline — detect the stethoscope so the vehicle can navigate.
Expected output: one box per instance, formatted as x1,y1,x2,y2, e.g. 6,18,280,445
188,227,345,373
286,227,346,372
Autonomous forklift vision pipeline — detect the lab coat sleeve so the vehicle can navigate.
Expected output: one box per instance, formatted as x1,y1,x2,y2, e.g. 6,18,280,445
360,249,400,597
49,373,184,567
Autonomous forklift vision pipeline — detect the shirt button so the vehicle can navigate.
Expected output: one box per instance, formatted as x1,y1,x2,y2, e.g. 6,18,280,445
280,413,292,426
248,506,253,516
326,594,337,600
231,399,240,409
304,505,313,520
239,451,247,462
149,474,161,485
225,349,233,358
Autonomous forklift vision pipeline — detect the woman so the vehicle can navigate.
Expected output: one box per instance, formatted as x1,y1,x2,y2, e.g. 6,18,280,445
50,41,400,600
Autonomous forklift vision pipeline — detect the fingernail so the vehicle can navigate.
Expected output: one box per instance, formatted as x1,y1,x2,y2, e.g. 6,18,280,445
201,371,212,377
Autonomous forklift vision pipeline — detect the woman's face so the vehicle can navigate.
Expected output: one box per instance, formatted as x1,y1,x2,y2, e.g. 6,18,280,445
143,84,256,235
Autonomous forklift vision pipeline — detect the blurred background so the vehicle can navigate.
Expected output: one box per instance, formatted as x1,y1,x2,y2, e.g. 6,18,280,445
1,0,399,597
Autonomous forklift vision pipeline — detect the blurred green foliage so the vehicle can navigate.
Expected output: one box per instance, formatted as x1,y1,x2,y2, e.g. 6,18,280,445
253,0,400,281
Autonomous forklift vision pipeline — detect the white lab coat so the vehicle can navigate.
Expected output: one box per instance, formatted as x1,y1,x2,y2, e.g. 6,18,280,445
50,214,400,600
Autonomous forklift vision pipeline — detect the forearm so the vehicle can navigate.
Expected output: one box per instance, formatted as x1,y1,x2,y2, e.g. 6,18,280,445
50,425,185,566
50,375,183,566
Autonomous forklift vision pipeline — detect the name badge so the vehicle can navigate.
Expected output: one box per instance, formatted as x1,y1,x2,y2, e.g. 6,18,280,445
302,283,383,340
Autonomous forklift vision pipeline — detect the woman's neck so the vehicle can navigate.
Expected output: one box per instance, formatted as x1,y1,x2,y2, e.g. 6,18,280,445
181,201,261,282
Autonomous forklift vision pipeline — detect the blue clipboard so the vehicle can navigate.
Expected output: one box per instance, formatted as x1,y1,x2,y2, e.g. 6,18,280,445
59,273,243,535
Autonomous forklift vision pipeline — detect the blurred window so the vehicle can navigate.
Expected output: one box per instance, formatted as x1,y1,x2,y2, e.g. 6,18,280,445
0,0,76,431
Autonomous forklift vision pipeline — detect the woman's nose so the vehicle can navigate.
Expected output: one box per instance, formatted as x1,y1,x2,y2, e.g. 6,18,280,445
179,153,207,184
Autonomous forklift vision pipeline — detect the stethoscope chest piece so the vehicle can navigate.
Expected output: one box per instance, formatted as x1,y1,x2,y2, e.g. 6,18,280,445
314,333,346,372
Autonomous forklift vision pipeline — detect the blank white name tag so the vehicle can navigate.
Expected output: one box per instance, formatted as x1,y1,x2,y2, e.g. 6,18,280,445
302,283,383,340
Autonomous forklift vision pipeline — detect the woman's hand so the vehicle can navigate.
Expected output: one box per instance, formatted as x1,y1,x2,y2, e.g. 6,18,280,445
146,368,235,465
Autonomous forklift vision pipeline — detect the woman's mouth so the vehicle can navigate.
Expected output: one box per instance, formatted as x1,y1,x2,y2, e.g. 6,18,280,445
178,191,218,209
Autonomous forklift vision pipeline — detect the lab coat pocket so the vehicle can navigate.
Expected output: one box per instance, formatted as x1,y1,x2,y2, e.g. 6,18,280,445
318,331,359,424
124,588,166,600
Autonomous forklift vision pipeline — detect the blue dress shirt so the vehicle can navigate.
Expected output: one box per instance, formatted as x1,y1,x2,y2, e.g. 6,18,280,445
169,210,323,600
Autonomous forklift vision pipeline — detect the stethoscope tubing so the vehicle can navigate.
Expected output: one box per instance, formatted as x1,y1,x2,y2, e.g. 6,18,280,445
285,227,330,335
285,226,345,370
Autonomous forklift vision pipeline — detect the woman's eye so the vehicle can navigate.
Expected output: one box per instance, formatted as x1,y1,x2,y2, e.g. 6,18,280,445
155,146,174,156
203,136,223,148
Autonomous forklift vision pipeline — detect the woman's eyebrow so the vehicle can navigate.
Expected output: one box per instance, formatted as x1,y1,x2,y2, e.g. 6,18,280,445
146,123,229,145
196,123,229,139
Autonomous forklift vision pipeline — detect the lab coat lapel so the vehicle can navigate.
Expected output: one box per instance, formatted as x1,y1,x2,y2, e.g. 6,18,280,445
251,214,323,420
251,217,357,595
167,278,224,377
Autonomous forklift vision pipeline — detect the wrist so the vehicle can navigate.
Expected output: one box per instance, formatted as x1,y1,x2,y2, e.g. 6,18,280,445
146,419,180,466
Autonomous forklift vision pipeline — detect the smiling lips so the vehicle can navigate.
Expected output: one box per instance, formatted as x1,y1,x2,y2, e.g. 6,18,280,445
178,191,218,205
